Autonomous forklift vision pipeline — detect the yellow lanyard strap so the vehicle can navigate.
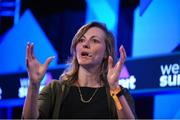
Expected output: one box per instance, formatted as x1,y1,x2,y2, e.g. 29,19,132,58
110,86,123,110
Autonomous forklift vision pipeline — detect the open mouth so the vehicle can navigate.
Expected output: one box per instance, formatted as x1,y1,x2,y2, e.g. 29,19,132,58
81,52,92,57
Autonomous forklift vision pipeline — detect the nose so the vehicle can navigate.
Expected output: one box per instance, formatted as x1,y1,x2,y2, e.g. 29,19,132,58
82,40,90,48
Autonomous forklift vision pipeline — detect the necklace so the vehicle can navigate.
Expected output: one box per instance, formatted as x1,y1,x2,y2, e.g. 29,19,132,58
77,83,99,103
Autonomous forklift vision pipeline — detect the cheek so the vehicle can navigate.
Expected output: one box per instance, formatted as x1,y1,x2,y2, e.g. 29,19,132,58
75,45,80,55
95,47,106,59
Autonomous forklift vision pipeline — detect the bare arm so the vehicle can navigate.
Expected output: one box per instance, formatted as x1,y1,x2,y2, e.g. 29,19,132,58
22,42,54,118
116,93,135,119
108,45,135,119
110,86,135,119
22,83,40,118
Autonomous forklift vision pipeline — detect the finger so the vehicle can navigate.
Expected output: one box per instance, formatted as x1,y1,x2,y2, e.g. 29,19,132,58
26,57,29,68
108,56,113,71
121,45,127,60
115,60,123,74
28,42,33,60
31,43,35,59
114,45,126,73
43,56,55,71
26,42,30,59
119,45,126,64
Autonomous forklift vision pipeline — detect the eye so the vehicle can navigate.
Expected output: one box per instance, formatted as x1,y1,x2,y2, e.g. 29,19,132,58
92,38,100,43
79,38,85,43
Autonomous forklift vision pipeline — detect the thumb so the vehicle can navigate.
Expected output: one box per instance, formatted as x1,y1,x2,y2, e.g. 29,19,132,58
108,56,113,71
44,56,55,70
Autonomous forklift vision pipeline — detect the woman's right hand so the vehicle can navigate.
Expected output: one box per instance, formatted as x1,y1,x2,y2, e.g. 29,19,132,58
26,42,55,86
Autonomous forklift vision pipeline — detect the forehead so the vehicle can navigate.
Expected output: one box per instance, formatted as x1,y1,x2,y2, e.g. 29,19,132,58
84,27,106,38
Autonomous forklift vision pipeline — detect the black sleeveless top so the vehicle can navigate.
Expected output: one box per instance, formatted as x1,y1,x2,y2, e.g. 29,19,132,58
59,86,113,119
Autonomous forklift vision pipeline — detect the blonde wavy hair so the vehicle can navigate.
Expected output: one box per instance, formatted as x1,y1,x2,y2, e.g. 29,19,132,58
60,21,116,86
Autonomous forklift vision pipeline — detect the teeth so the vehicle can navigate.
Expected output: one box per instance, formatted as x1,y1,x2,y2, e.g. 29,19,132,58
81,52,92,57
88,54,92,57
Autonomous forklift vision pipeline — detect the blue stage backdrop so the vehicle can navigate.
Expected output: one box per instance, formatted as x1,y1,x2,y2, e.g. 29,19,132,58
0,0,180,119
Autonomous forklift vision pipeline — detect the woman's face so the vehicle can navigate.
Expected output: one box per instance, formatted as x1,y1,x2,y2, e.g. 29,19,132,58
76,27,106,68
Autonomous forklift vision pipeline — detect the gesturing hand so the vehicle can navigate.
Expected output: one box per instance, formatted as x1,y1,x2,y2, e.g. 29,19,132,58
26,42,55,86
107,45,126,90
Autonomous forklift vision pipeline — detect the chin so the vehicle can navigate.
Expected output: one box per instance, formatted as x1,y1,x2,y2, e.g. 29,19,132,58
79,62,101,68
78,59,102,67
79,62,91,66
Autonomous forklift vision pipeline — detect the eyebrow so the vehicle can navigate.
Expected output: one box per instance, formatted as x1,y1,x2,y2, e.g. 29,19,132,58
82,35,103,40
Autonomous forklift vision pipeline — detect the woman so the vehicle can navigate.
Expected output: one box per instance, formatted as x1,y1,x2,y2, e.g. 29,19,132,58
22,22,136,119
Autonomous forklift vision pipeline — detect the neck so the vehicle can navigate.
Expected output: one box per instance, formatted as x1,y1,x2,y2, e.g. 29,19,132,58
77,65,102,87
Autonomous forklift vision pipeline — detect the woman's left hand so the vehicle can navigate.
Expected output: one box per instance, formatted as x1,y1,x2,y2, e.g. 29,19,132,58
107,45,126,90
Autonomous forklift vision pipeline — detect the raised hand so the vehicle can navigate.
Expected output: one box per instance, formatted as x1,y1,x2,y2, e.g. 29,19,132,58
107,45,126,90
26,42,55,86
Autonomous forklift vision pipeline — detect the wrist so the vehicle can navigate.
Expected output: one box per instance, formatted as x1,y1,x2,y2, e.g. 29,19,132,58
110,85,123,97
29,81,40,90
110,85,123,110
109,83,119,90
